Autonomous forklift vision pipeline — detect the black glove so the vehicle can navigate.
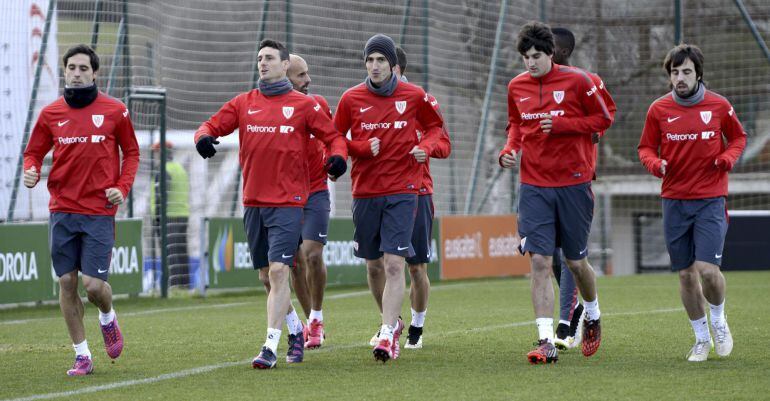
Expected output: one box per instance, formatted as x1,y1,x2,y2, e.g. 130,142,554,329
325,155,347,179
196,136,220,159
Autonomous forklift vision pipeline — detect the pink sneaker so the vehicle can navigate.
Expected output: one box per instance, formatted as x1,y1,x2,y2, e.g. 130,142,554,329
391,318,404,360
67,355,93,376
373,338,393,362
100,317,124,359
305,319,325,349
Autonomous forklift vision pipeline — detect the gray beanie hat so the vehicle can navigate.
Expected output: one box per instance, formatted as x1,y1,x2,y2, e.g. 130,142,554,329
364,34,397,68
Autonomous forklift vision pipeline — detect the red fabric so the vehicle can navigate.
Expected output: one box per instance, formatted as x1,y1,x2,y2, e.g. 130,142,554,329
195,89,347,207
499,64,613,187
334,81,444,198
416,93,451,194
23,94,139,216
307,94,333,193
638,90,747,199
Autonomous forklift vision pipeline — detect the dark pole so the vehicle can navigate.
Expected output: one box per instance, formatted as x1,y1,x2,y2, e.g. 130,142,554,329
674,0,682,44
90,0,102,50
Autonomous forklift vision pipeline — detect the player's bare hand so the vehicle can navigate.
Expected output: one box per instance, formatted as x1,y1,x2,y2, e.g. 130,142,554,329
500,152,517,169
540,118,553,134
105,188,124,205
24,166,39,188
409,146,427,163
660,159,668,176
369,137,381,157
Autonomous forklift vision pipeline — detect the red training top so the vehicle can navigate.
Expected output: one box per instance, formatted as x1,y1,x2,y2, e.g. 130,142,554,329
307,94,333,194
195,89,347,207
638,90,746,199
24,93,140,216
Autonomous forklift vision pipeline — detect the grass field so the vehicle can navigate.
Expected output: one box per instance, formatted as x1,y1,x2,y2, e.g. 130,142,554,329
1,271,769,401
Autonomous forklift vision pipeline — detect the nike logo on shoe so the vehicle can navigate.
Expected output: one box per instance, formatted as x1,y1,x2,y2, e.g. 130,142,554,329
58,120,70,127
360,106,373,113
248,109,262,115
397,246,409,251
667,116,681,123
97,268,109,273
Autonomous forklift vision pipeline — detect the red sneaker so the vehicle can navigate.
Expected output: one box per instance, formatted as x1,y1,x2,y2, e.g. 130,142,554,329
582,318,601,357
373,338,393,362
305,319,325,349
66,355,94,376
527,339,559,364
100,317,124,359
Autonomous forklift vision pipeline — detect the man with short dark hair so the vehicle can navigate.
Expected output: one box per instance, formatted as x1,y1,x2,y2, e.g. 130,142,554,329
194,39,347,369
499,21,613,364
549,26,616,350
24,44,139,376
364,46,451,350
286,53,333,349
335,34,446,363
638,43,745,362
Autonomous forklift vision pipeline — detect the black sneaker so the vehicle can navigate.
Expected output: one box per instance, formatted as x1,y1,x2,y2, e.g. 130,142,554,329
404,325,423,349
569,304,584,337
553,323,572,350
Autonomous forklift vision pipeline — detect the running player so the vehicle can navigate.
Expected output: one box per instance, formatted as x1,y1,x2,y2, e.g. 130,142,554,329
194,39,347,369
638,44,744,362
23,44,139,376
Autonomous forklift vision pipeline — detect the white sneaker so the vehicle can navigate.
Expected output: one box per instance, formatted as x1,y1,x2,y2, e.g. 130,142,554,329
711,321,733,357
553,336,574,350
404,335,422,349
687,339,713,362
571,311,584,349
369,330,380,347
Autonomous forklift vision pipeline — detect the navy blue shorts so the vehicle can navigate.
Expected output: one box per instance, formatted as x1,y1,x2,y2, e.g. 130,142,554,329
352,194,417,260
518,182,594,260
302,190,331,245
243,207,303,269
49,212,115,281
663,197,728,271
406,195,434,265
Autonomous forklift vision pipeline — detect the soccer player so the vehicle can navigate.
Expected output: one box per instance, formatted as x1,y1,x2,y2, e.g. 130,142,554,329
638,44,745,362
335,34,445,362
286,54,332,348
194,39,347,369
499,22,613,364
23,44,139,376
549,27,617,350
365,46,451,349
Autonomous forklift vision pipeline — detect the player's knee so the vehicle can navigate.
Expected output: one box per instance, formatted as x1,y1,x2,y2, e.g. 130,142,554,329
367,260,384,276
530,254,551,273
268,264,289,284
678,266,699,284
58,271,79,293
305,247,324,268
698,264,722,284
82,276,105,298
408,263,427,279
383,260,404,277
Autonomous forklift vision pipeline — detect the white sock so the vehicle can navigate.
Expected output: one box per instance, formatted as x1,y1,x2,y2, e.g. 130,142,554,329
709,301,725,326
285,309,303,335
690,316,711,342
410,308,426,328
558,319,570,326
535,318,554,342
378,324,395,342
309,309,323,323
73,340,91,358
584,298,601,321
99,308,116,326
264,328,281,353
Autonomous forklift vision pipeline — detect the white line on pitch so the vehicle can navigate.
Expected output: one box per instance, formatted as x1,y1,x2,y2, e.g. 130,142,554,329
0,281,483,326
2,306,682,401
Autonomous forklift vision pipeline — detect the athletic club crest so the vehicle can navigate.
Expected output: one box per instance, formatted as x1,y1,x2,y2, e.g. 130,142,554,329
282,106,294,119
700,111,712,124
92,114,104,128
395,101,407,114
553,91,565,104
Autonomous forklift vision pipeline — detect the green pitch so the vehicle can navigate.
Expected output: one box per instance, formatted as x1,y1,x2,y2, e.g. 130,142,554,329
1,271,768,401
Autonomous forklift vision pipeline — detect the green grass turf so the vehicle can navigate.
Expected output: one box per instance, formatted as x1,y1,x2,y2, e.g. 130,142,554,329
1,271,768,401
